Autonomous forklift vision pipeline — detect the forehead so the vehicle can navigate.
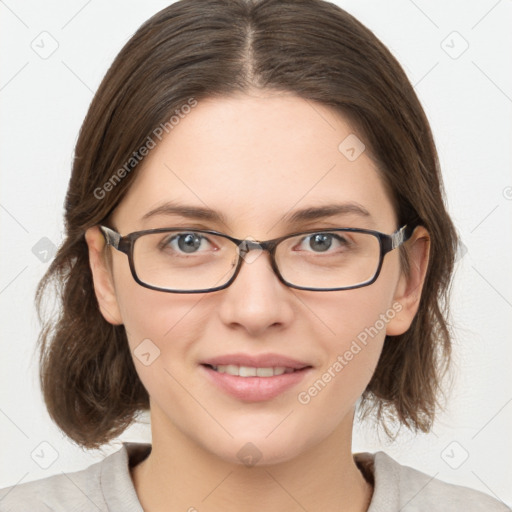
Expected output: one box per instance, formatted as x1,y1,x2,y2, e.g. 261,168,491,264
112,92,397,235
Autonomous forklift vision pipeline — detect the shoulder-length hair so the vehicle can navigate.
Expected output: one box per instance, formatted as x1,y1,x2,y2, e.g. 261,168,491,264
36,0,457,449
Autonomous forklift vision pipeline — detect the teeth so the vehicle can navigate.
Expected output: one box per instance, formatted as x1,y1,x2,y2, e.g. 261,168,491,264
211,365,297,377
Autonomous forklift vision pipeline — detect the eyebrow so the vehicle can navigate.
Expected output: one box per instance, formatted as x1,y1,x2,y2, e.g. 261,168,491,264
283,203,371,224
140,201,372,225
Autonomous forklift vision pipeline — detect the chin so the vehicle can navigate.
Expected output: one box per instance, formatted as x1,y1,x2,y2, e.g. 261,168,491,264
196,427,314,468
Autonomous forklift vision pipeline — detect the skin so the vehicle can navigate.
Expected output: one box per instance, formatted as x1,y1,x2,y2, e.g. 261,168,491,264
85,89,430,512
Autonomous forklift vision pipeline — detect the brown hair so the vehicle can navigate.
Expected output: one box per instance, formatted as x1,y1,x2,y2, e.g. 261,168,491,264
36,0,457,449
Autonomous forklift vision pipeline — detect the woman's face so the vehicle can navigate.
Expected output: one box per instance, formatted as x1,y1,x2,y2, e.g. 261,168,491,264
87,91,422,465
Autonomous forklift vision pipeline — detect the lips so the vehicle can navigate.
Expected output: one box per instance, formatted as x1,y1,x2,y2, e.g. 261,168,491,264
200,353,313,401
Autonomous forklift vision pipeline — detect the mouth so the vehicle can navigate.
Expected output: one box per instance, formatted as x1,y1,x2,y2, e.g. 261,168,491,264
199,354,313,401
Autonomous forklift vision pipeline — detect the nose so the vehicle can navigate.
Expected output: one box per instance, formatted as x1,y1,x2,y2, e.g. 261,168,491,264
217,246,294,336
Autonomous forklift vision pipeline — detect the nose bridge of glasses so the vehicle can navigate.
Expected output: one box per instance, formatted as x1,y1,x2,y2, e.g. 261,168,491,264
237,238,266,254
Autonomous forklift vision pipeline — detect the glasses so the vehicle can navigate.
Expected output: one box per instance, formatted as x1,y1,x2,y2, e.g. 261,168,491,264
99,224,415,293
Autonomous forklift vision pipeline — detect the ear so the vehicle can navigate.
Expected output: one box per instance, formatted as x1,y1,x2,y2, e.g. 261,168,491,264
84,226,123,325
386,226,430,336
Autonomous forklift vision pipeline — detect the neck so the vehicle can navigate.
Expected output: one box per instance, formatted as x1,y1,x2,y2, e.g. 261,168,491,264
130,406,373,512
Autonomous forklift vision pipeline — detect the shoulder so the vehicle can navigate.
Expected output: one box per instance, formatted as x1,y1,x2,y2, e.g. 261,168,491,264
0,458,105,512
0,442,149,512
357,450,511,512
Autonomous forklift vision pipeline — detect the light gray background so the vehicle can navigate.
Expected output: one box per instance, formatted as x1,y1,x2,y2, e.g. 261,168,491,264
1,0,511,506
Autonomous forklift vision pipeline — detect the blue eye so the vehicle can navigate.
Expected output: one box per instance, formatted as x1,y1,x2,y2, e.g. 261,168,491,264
298,233,350,253
160,232,211,254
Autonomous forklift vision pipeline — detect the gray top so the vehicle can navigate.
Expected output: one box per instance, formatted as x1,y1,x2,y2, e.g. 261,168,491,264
0,442,509,511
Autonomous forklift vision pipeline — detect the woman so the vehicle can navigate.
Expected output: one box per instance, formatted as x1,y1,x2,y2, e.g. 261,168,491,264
0,0,508,510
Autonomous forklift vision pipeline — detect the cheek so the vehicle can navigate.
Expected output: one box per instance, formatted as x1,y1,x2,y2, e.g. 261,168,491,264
112,267,208,374
296,268,400,414
300,244,401,340
115,283,213,430
112,249,200,337
306,275,397,356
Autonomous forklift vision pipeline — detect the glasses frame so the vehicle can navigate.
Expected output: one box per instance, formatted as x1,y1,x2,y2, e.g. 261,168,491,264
99,223,415,293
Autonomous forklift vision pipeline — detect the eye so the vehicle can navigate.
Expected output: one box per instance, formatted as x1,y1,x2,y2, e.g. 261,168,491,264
296,232,351,253
160,232,214,254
